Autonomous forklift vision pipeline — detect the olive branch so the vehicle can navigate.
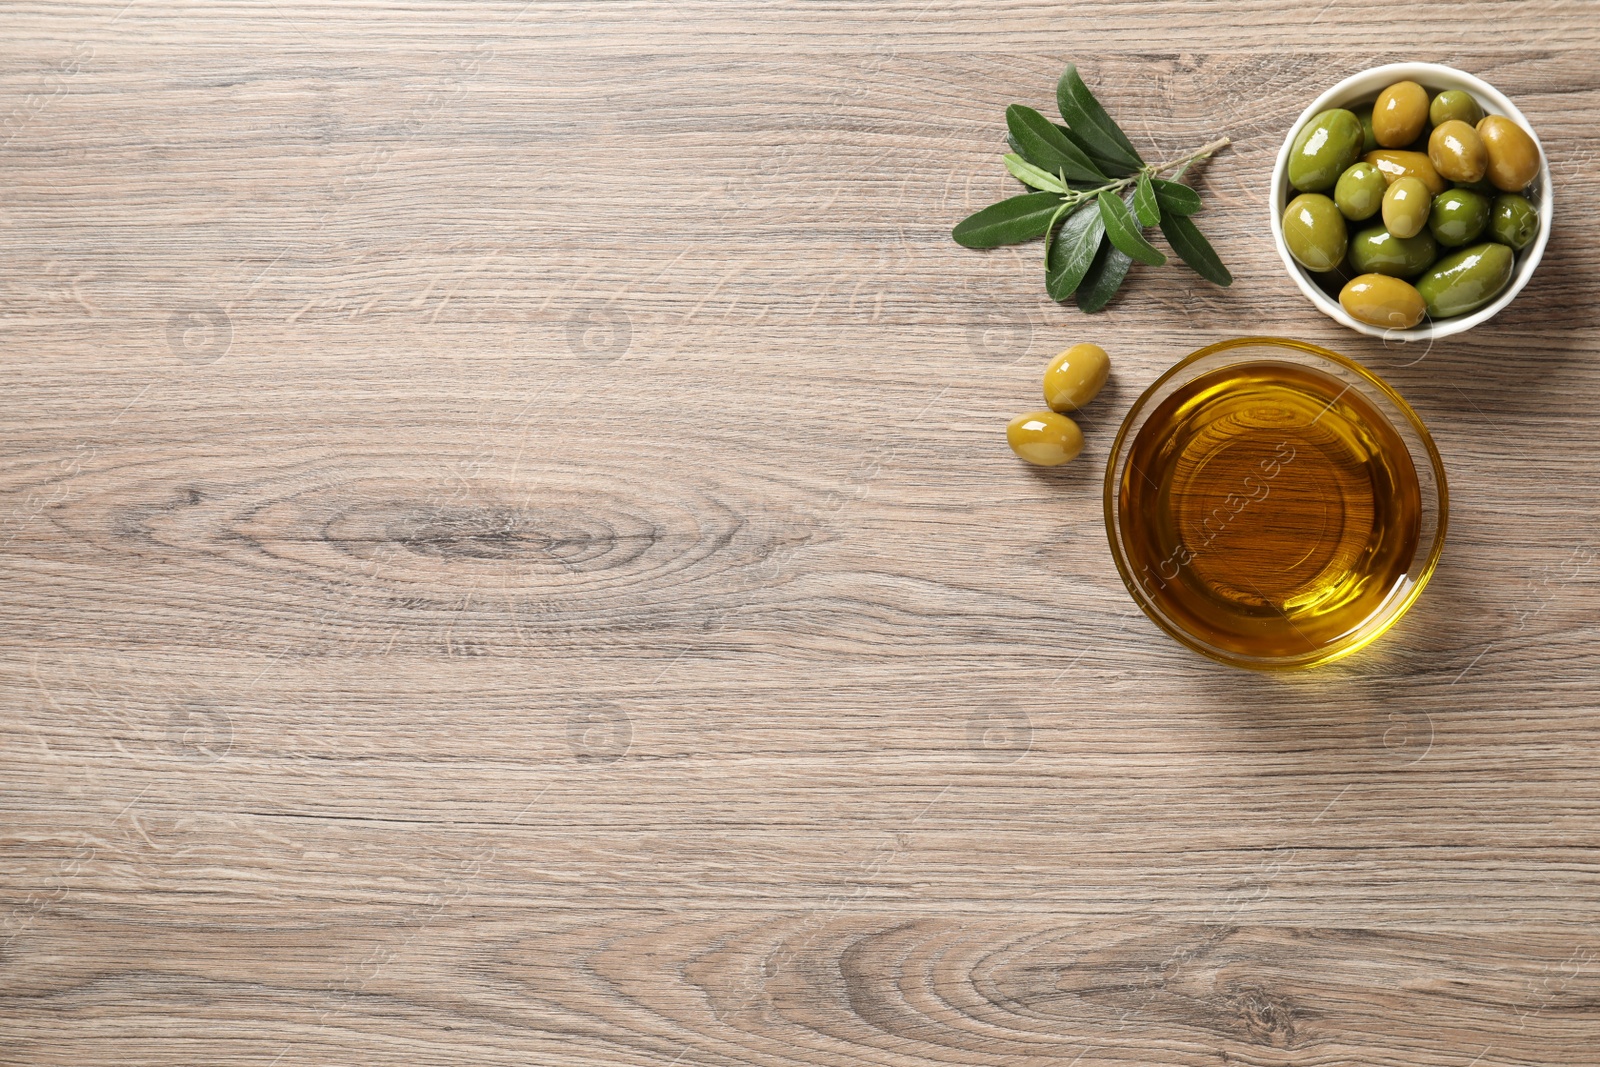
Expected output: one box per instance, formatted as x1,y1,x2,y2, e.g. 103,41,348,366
953,64,1232,312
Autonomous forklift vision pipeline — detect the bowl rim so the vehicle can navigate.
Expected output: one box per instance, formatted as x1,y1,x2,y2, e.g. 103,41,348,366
1102,336,1450,671
1270,61,1551,341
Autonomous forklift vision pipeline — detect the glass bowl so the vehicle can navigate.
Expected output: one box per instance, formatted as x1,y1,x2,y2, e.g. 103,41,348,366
1103,337,1448,670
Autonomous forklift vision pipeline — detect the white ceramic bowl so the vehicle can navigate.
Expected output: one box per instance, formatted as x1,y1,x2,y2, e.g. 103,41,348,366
1270,62,1551,341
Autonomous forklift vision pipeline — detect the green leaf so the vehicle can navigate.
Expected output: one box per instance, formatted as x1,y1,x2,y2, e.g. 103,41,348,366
1040,198,1077,260
1056,64,1144,174
1097,191,1165,266
1159,212,1232,286
1003,153,1067,193
1151,178,1203,216
1006,104,1105,183
1076,239,1133,313
951,62,1228,310
1051,121,1136,178
1046,203,1105,301
952,191,1068,249
1133,172,1160,227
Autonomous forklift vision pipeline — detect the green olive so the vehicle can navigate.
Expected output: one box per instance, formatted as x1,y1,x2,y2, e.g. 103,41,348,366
1477,115,1541,192
1373,81,1430,148
1282,193,1348,272
1428,188,1491,248
1354,104,1378,153
1348,225,1438,278
1414,242,1515,318
1340,273,1426,329
1007,410,1083,466
1334,163,1386,221
1428,120,1488,184
1288,109,1365,192
1489,194,1539,251
1430,89,1484,129
1382,176,1432,239
1043,343,1110,412
1364,150,1448,195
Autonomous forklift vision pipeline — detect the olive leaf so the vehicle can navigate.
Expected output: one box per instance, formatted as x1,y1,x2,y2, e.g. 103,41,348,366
950,62,1230,311
1097,191,1165,267
1151,178,1203,216
1003,153,1067,193
1056,64,1144,175
1159,212,1233,286
1049,120,1143,188
1040,198,1077,260
1076,239,1134,313
1006,104,1105,183
1133,172,1161,227
952,191,1065,248
1046,203,1105,301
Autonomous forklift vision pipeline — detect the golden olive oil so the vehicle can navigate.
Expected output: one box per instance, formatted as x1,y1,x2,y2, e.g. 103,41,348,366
1120,360,1421,660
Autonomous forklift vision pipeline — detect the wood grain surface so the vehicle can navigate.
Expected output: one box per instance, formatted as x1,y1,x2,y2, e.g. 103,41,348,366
2,3,1598,1065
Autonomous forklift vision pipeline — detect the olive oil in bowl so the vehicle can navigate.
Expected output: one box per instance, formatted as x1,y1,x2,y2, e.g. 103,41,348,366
1105,339,1447,669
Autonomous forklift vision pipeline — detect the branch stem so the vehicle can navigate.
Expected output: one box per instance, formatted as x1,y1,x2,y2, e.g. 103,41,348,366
1056,136,1231,207
1150,136,1232,177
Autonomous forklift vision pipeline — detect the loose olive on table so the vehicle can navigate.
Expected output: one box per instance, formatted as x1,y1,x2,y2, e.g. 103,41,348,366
1382,176,1432,239
1284,74,1541,329
1043,343,1110,412
1006,411,1084,467
1007,344,1114,467
1282,193,1348,272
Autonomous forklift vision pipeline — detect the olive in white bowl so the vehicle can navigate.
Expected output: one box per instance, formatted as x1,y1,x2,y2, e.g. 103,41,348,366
1270,62,1550,341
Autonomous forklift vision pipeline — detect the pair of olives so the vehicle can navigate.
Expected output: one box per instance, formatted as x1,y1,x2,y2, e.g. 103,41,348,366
1006,343,1111,466
1283,78,1542,328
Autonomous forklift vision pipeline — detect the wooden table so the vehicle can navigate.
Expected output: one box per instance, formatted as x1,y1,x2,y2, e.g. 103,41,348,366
3,3,1597,1064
